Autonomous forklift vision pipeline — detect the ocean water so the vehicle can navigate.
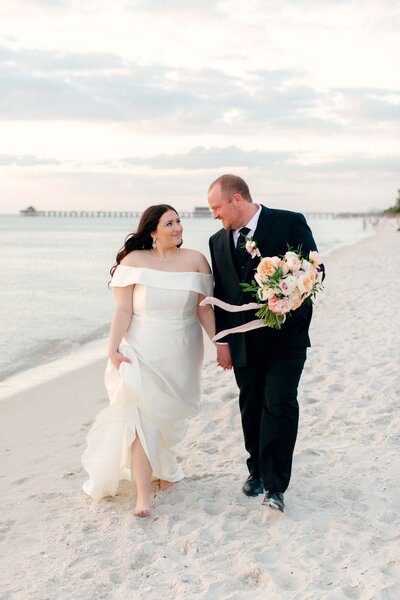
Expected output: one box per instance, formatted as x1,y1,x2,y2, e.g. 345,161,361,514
0,213,373,397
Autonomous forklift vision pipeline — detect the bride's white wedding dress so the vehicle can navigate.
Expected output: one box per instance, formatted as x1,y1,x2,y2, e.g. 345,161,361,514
82,266,213,499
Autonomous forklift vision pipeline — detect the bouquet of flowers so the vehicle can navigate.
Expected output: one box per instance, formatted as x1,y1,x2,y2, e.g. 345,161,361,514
240,239,324,329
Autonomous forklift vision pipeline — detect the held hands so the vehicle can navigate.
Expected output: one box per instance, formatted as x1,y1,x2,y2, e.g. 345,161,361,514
108,349,133,369
217,344,233,370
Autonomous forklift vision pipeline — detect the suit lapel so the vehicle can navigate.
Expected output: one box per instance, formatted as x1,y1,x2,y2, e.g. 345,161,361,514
221,229,240,283
253,205,274,248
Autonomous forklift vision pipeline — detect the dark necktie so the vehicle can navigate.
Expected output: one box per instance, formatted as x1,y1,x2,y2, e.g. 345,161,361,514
236,227,250,260
234,227,251,275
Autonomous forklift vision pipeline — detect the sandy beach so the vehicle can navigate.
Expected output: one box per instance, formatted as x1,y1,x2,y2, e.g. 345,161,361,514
1,220,399,600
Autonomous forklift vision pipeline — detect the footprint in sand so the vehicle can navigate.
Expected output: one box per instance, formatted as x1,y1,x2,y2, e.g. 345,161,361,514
203,503,221,516
172,519,200,536
241,566,267,588
343,584,363,599
129,549,153,569
382,559,400,579
81,523,98,534
80,570,94,580
109,571,123,585
222,517,243,533
305,396,319,404
0,519,16,534
62,471,82,479
221,390,237,401
80,422,93,431
11,477,29,485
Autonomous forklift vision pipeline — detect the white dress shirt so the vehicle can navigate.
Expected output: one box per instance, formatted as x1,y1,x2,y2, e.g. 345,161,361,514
232,204,262,247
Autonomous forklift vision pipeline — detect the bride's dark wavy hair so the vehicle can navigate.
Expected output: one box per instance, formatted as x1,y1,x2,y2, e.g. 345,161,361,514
110,204,180,278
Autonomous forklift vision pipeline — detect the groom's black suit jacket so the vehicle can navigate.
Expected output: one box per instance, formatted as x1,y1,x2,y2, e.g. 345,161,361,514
209,205,322,368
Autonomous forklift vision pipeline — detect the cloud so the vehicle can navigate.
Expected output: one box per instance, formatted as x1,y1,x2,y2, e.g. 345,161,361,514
0,47,328,132
0,51,193,121
0,154,60,166
121,146,295,169
3,147,398,181
121,148,400,186
1,43,398,138
27,0,69,5
0,0,72,14
126,0,224,16
306,155,400,174
332,88,400,123
0,46,126,72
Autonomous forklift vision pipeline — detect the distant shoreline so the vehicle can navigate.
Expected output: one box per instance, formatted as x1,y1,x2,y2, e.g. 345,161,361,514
2,210,390,219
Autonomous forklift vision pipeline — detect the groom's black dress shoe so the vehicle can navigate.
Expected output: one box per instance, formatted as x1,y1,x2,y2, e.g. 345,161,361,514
242,475,264,497
262,491,285,512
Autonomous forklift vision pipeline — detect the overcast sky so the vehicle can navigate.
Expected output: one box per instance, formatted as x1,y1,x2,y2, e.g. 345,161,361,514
1,0,399,214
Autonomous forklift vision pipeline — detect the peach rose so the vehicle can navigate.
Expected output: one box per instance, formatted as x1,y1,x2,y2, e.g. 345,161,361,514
308,266,318,284
309,250,322,267
290,288,303,310
297,272,314,294
257,257,278,278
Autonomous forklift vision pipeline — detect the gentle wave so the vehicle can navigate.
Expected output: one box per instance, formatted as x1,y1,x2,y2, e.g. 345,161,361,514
0,323,110,382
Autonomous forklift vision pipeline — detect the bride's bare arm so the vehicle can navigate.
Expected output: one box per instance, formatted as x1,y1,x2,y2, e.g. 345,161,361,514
108,285,134,368
195,252,215,342
197,294,216,342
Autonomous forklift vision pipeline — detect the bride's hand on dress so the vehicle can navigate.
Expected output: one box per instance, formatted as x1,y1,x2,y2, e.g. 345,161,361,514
108,350,133,369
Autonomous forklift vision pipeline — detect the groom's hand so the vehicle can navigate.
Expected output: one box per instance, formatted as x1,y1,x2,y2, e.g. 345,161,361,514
217,344,233,370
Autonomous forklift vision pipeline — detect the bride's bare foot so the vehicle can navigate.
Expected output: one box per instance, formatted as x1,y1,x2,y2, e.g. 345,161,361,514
159,479,174,490
133,500,151,518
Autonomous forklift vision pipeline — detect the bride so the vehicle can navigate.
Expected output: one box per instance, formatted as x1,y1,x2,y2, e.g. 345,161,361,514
81,204,215,517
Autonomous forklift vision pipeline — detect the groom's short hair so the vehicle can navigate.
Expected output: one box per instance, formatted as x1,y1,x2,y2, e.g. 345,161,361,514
209,174,252,202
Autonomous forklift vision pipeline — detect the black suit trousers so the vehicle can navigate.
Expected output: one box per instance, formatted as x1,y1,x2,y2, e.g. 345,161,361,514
233,346,306,493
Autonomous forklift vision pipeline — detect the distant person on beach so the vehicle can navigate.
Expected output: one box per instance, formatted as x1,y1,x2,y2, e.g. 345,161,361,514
207,174,324,513
82,205,215,517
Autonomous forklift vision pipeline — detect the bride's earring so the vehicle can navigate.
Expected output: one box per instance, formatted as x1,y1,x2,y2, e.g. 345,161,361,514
152,238,157,250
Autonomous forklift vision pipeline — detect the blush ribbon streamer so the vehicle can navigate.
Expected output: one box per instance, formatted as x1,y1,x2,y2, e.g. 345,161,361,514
199,297,267,341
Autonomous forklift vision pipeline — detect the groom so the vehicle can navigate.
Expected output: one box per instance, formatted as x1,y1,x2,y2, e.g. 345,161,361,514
207,174,323,512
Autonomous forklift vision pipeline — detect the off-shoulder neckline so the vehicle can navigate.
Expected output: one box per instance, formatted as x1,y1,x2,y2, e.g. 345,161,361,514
116,265,213,276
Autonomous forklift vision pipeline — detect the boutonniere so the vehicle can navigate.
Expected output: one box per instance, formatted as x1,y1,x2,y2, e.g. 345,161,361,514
240,234,261,259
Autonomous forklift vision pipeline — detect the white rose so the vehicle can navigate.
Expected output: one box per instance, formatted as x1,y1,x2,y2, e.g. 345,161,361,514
301,259,312,271
278,275,298,296
254,272,266,286
284,251,301,272
258,286,276,301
